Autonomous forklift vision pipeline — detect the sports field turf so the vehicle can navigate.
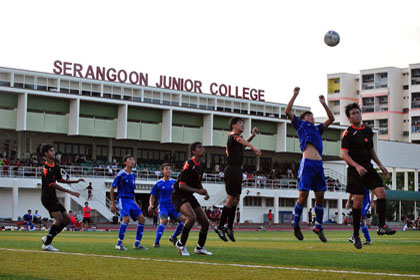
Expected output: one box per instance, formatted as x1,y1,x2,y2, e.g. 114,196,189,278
0,229,419,279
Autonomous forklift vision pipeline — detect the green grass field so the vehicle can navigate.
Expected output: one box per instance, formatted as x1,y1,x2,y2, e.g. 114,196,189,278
0,229,419,279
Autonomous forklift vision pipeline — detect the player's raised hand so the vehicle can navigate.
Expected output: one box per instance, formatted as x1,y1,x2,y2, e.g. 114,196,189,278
77,178,85,183
253,147,261,157
319,95,326,104
252,127,259,136
293,87,300,96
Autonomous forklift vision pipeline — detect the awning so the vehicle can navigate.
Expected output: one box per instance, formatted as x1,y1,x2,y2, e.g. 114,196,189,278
385,190,420,201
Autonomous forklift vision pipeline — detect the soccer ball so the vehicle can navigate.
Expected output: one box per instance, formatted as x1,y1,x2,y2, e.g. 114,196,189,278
324,30,340,47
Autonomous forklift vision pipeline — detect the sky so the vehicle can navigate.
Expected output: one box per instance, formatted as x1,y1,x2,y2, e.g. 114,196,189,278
1,0,420,117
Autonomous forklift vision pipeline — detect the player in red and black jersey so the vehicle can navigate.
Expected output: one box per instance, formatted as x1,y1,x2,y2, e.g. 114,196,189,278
40,145,84,252
171,142,212,256
215,117,261,242
341,103,396,249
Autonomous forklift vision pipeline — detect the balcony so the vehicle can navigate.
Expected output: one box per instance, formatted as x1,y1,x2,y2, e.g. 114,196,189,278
362,83,374,90
362,106,374,113
378,128,388,135
375,105,388,112
412,126,420,134
375,83,388,89
412,78,420,85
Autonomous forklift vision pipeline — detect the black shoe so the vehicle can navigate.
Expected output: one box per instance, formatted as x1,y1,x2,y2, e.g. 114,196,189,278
353,235,362,249
312,227,327,243
214,226,228,242
169,236,178,246
294,227,304,241
377,225,396,236
153,243,160,248
225,227,236,242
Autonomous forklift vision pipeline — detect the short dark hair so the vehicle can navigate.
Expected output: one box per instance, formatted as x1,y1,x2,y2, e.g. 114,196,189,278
122,154,133,163
190,142,202,153
85,202,88,205
41,144,53,156
345,103,361,118
160,163,171,171
28,209,31,212
229,117,244,129
299,111,313,120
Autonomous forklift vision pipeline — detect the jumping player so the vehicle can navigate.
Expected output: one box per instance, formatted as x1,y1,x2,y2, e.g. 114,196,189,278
110,155,147,251
347,188,375,245
40,144,82,252
148,163,185,248
171,142,212,256
215,117,261,242
286,87,335,242
341,103,395,249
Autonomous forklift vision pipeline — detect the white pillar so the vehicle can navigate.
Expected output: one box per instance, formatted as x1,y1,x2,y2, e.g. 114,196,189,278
12,186,18,221
239,193,245,223
202,114,213,146
243,118,251,139
16,92,27,131
108,138,113,163
392,168,397,190
68,99,80,136
404,171,409,191
274,192,279,224
275,122,287,152
399,201,402,222
256,156,260,171
415,169,419,220
17,131,23,159
116,104,128,139
65,193,71,211
161,109,172,143
338,198,343,224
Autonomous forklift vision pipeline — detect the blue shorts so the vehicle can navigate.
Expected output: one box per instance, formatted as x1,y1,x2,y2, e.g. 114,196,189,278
159,201,182,220
362,188,371,219
118,198,143,221
297,158,327,192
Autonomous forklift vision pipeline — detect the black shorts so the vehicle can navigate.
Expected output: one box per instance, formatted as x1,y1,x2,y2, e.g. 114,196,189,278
224,165,243,196
171,191,200,212
41,197,66,218
346,164,383,195
82,217,91,223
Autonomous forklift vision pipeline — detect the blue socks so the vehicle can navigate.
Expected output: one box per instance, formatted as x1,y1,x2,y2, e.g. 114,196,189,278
172,222,184,239
293,203,303,228
314,204,324,230
134,223,144,247
361,224,371,242
117,222,128,246
154,224,165,244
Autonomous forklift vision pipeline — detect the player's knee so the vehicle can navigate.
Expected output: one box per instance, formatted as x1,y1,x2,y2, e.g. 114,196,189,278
186,213,196,225
122,216,130,224
137,215,145,224
201,218,209,230
160,218,169,225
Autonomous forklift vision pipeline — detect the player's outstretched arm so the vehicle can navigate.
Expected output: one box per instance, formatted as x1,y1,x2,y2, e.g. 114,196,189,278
58,178,85,184
285,87,300,122
51,183,80,198
236,137,261,156
319,95,335,128
246,127,259,143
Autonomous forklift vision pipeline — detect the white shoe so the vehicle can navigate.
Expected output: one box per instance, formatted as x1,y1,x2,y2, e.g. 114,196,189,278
176,241,190,256
194,246,213,255
115,245,127,251
42,244,59,252
348,235,355,243
42,236,47,245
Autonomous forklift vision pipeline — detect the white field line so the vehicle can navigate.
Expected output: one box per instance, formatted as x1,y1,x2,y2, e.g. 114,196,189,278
0,248,419,278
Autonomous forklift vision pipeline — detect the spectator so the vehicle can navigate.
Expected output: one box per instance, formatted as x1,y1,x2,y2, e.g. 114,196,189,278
268,209,273,228
82,202,92,230
23,209,34,230
68,210,81,231
85,182,93,201
33,209,41,224
403,219,413,231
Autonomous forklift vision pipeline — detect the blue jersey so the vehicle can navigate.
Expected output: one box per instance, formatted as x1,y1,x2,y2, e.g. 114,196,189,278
23,214,32,222
151,179,176,204
112,169,136,199
291,114,324,156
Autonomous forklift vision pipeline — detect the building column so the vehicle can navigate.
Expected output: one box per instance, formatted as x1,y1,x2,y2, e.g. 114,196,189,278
238,193,245,223
415,169,419,220
161,109,172,143
276,122,287,152
16,92,27,131
17,131,23,159
273,192,279,224
392,168,397,190
116,104,128,139
12,186,18,221
68,99,80,136
256,156,260,171
243,118,251,139
404,171,409,191
107,138,113,163
203,114,213,146
65,193,71,212
399,201,402,222
337,198,343,224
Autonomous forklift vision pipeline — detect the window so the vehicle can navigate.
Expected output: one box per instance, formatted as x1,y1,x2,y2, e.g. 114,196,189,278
244,197,262,207
266,198,274,207
379,119,388,128
403,108,409,113
403,85,409,90
279,198,295,207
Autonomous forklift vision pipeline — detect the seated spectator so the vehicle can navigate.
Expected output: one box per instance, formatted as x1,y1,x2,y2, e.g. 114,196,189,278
68,210,82,231
33,209,41,223
23,209,34,230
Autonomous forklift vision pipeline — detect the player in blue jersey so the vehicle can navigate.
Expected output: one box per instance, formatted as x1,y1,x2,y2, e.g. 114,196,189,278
23,209,34,231
286,87,335,242
148,163,185,248
347,188,374,245
110,155,147,251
